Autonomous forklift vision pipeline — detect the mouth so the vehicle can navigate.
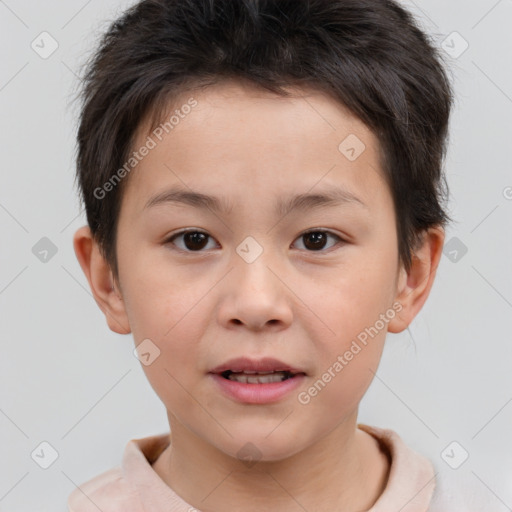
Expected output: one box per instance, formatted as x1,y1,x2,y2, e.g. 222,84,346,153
219,369,303,384
208,357,307,403
209,356,306,382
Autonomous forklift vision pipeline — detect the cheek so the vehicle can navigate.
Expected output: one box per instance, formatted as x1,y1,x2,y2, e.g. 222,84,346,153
328,334,385,400
121,253,209,340
133,309,209,416
299,325,387,425
304,251,396,401
315,260,396,346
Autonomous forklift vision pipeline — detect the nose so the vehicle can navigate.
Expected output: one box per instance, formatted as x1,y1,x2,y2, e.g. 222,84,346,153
217,254,293,332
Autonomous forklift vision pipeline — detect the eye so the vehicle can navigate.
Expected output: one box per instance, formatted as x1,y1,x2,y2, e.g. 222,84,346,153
165,229,218,252
164,228,345,253
292,229,344,252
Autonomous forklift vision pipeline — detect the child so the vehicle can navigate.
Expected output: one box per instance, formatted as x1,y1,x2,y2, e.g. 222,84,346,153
69,0,454,510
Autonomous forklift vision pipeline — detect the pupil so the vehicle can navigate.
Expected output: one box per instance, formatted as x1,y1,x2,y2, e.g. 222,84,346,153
184,232,208,250
304,232,326,250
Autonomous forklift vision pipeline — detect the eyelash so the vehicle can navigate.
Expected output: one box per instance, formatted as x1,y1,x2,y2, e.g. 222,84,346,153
164,229,346,254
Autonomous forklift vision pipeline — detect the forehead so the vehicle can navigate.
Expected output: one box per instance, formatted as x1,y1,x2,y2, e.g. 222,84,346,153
123,80,389,217
142,80,377,150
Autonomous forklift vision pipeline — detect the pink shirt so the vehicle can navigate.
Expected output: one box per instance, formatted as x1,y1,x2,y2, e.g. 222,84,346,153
67,423,441,511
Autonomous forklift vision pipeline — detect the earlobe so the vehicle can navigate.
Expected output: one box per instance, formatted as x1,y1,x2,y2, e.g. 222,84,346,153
387,226,445,334
72,225,131,335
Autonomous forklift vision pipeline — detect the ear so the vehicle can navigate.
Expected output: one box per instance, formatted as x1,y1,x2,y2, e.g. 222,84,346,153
387,226,445,333
72,225,131,335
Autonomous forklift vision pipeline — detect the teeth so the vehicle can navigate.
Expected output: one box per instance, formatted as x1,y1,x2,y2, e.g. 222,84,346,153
230,370,276,375
227,371,290,384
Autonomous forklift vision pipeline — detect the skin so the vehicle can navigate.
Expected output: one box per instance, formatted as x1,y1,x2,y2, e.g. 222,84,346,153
73,80,444,511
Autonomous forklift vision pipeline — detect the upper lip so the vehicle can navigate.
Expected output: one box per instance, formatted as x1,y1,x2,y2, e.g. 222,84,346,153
209,357,306,375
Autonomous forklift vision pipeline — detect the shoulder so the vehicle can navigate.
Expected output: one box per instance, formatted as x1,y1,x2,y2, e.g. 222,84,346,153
358,424,491,512
358,423,435,481
358,423,436,512
428,463,493,512
67,433,171,512
67,465,144,512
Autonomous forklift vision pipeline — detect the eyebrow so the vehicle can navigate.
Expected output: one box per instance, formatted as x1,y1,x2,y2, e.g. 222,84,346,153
143,184,369,217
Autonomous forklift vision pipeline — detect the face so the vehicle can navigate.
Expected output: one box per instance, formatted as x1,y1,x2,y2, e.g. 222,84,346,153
111,80,406,461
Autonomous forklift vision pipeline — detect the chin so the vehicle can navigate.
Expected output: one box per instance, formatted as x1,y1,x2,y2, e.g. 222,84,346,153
218,427,309,464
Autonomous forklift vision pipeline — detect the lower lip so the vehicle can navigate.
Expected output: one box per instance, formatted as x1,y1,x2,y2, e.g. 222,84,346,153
209,373,306,404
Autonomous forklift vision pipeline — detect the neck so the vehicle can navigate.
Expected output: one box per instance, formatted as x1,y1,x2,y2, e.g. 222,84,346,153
153,411,390,511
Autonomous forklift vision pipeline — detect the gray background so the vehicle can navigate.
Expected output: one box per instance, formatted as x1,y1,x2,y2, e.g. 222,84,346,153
0,0,511,510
